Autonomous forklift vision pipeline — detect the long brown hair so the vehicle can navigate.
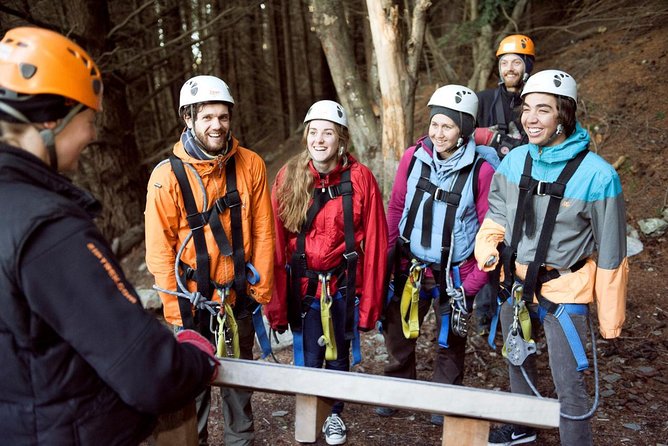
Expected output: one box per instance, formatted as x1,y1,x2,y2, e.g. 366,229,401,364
276,121,350,233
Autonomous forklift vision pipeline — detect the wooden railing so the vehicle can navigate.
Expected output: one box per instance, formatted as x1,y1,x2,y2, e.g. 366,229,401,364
210,358,560,446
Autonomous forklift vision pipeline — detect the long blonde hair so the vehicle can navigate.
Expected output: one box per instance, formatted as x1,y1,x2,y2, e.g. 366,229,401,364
276,122,350,233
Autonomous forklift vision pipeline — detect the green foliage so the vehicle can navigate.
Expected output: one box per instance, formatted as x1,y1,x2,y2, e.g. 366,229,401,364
436,0,520,47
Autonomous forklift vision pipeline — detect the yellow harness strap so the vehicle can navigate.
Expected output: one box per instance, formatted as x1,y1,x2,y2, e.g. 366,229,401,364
400,260,423,340
502,285,533,359
318,273,338,361
216,289,240,358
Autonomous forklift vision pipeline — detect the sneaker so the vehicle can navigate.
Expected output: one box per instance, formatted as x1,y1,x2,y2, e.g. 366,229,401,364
374,406,397,417
488,424,537,445
430,414,444,426
322,413,347,445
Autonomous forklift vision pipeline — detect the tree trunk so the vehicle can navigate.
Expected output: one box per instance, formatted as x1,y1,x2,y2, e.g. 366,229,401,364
281,0,298,133
64,0,148,239
307,0,380,167
364,0,430,193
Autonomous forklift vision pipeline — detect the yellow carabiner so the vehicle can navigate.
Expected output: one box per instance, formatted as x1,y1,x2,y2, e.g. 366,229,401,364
318,273,338,361
400,260,423,339
215,288,240,358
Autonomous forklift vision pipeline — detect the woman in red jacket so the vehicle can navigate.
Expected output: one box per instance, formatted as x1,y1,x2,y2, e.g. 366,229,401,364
266,100,388,445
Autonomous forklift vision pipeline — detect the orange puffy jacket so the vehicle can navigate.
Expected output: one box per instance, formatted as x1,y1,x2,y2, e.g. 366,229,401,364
145,136,275,326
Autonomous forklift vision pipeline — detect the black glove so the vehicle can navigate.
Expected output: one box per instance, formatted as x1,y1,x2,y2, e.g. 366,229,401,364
473,283,498,335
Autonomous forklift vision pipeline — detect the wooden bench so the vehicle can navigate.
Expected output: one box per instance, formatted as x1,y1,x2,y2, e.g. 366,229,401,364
211,358,560,446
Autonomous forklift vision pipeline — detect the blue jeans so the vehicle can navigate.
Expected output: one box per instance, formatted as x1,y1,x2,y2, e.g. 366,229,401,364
499,300,593,446
302,292,351,414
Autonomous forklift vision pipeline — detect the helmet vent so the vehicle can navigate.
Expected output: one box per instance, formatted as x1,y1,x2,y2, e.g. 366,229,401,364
19,63,37,79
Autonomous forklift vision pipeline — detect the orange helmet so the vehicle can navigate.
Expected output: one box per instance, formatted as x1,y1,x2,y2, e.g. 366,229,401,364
496,34,535,58
0,27,103,112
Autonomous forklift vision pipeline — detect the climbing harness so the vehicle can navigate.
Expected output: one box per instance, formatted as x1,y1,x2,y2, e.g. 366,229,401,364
287,169,361,367
153,155,273,359
391,148,479,346
488,149,601,419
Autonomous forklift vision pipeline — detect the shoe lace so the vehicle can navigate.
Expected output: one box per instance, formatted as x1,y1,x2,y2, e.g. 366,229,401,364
326,415,345,436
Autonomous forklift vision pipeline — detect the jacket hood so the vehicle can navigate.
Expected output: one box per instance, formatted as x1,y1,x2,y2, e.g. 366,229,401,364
527,123,590,164
0,144,101,217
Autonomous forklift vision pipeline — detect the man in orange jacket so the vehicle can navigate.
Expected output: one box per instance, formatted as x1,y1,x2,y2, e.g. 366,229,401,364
145,75,274,446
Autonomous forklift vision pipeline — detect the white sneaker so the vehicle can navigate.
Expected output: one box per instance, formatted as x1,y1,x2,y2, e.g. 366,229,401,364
322,413,347,445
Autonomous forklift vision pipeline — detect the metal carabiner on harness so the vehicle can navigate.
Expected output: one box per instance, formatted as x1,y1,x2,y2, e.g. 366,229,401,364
215,287,240,358
450,293,469,338
503,283,536,366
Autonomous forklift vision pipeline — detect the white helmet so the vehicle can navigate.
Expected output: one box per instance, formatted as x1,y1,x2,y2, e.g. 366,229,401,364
303,100,348,128
179,75,235,110
521,69,577,102
427,84,478,119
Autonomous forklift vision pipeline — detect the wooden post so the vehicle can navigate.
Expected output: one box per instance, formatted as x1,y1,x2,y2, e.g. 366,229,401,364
152,401,198,446
442,416,489,446
294,394,331,443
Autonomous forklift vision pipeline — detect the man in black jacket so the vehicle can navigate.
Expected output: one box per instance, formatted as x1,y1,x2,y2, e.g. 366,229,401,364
0,26,218,446
475,34,536,158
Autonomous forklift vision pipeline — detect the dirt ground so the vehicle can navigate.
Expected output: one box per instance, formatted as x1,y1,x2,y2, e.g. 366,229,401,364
124,20,668,446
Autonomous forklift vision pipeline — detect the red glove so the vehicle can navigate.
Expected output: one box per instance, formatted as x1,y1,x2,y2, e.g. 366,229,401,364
176,329,219,382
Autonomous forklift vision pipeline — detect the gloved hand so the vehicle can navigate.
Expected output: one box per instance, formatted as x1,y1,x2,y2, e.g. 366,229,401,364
472,283,498,335
177,329,219,382
490,133,523,157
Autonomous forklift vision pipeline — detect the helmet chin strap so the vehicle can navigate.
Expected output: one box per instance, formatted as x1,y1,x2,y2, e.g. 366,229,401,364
38,103,84,171
0,100,83,171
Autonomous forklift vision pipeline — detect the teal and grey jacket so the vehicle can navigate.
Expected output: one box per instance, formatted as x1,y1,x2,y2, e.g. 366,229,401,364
475,124,628,339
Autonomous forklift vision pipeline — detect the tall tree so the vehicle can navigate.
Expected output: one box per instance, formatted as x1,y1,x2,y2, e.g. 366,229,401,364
309,0,431,193
307,0,381,172
63,0,148,240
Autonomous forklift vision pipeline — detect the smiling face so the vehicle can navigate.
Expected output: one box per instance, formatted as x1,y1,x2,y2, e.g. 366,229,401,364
499,54,525,92
428,113,460,158
521,92,567,147
53,108,97,172
185,102,230,154
306,119,340,173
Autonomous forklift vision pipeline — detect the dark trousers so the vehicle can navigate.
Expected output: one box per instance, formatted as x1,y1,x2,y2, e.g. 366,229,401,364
382,282,468,386
176,315,256,446
499,301,593,445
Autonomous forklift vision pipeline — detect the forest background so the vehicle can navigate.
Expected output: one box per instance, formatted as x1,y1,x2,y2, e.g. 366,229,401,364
1,1,667,445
